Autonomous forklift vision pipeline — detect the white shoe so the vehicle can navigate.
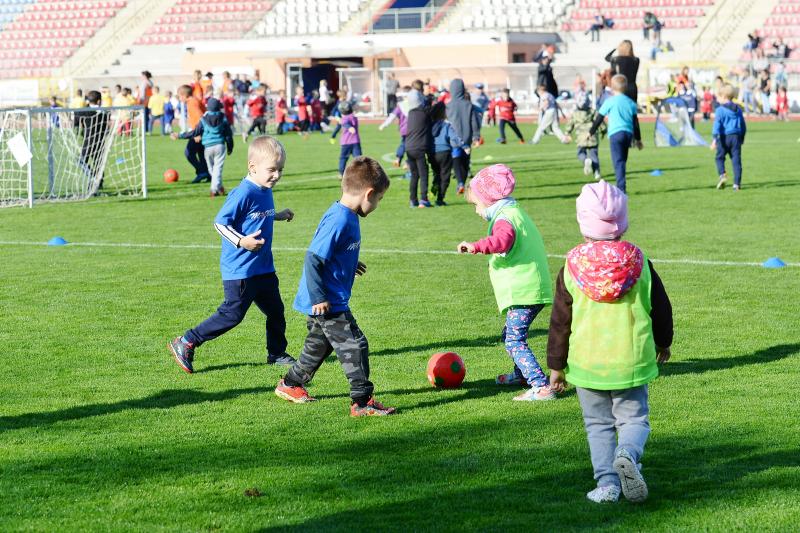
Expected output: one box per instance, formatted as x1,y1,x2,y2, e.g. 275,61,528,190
716,173,728,189
586,485,620,503
594,170,602,181
513,385,556,401
583,158,593,176
613,449,648,503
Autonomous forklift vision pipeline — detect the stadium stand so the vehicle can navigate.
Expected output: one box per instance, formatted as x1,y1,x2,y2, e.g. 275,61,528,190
135,0,272,45
250,0,369,37
562,0,715,32
741,0,800,69
0,0,127,79
461,0,573,31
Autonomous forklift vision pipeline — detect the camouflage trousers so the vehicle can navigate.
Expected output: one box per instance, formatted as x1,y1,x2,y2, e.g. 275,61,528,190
284,312,373,403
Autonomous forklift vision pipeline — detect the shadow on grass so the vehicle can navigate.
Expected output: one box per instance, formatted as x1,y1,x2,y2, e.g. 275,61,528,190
197,361,266,373
662,343,800,377
370,330,547,357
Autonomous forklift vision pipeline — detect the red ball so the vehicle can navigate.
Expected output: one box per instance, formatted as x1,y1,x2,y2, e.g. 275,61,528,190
163,168,179,183
427,352,466,389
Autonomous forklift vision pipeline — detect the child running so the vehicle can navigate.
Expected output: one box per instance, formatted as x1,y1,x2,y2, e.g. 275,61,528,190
275,156,396,416
492,88,525,144
588,75,642,194
548,180,673,503
564,93,606,180
530,84,570,145
457,164,555,401
378,85,411,167
337,102,362,178
711,84,746,191
168,136,297,373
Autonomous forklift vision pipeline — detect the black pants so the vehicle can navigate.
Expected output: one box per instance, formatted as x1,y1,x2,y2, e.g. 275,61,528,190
184,272,288,357
284,312,372,404
247,116,267,135
184,137,209,179
430,150,453,202
453,152,470,186
406,149,429,202
386,94,397,114
499,119,524,142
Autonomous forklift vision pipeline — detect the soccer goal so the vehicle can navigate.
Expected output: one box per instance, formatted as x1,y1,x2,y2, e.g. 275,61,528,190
0,106,147,208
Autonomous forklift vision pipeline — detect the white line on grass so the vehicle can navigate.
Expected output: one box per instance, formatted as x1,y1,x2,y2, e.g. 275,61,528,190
0,240,796,268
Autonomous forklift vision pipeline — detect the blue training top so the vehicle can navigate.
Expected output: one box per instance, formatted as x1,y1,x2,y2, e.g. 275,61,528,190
599,93,638,137
712,102,747,138
294,202,361,315
214,178,276,280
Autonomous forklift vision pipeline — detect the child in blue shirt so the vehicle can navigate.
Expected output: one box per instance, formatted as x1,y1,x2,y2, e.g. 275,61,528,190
429,102,466,206
275,156,396,417
711,84,746,191
168,136,296,373
163,91,175,134
589,75,642,193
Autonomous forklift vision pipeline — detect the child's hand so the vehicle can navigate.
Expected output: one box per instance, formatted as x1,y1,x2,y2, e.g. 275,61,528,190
348,127,356,134
709,140,717,151
549,370,566,393
169,133,179,140
656,346,671,364
464,147,471,155
635,140,644,150
239,229,265,251
378,125,385,131
276,208,294,222
194,136,202,143
355,261,367,276
311,301,331,316
457,241,475,254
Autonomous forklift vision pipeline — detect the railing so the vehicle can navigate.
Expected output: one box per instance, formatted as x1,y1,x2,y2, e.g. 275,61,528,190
691,0,752,61
363,1,454,34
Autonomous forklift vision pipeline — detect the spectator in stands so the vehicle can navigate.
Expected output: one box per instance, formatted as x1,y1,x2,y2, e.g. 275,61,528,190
147,86,167,136
384,72,399,115
447,79,481,195
76,90,110,190
176,84,210,183
493,88,525,145
758,69,772,115
642,12,657,41
586,11,605,42
139,71,154,134
774,62,788,90
245,85,268,140
70,89,86,109
744,31,761,54
537,56,559,98
605,40,640,103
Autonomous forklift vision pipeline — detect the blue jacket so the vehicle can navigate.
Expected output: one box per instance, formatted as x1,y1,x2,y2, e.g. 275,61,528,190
180,111,234,152
431,119,464,154
712,102,746,139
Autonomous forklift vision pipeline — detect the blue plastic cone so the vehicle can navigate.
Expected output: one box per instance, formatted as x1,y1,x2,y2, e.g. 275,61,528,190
650,169,663,176
47,236,68,246
762,257,786,269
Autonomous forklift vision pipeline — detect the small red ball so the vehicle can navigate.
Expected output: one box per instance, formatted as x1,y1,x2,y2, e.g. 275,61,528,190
427,352,466,389
163,168,179,183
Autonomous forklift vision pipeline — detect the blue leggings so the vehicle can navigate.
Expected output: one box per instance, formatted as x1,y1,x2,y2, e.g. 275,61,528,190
339,143,362,175
502,305,548,387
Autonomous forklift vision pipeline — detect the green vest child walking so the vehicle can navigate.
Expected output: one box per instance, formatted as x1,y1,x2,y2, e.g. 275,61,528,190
458,164,556,401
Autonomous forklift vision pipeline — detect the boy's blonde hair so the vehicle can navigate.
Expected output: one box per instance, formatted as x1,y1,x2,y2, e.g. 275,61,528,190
248,136,286,165
719,84,735,100
611,74,628,93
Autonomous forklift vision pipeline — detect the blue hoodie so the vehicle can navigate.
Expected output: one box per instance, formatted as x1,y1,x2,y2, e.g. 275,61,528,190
431,119,465,155
712,102,746,139
180,98,234,152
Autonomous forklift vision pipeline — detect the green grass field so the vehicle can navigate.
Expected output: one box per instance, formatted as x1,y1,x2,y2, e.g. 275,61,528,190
1,121,799,532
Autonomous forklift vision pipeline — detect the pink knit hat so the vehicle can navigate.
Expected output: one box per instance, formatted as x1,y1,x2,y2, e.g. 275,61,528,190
468,164,516,206
576,180,629,240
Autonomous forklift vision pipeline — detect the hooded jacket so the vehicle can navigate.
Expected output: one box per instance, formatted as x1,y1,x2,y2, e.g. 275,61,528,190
446,79,480,144
180,98,234,152
712,102,746,139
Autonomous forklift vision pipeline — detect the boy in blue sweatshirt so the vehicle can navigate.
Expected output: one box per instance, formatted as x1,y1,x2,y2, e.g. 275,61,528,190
168,136,296,373
589,75,642,194
275,156,396,417
173,97,234,197
430,102,466,206
711,84,746,191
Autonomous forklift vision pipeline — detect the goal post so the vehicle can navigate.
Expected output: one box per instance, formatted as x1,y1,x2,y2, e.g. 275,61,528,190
0,105,147,208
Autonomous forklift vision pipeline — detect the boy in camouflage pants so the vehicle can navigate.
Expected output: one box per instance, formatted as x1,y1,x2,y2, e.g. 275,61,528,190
275,156,397,417
565,95,607,180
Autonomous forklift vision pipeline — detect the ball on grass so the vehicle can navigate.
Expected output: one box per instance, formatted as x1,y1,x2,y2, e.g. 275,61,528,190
427,352,466,389
163,169,179,183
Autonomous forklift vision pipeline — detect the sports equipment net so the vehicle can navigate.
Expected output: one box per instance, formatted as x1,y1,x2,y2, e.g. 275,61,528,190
0,106,146,208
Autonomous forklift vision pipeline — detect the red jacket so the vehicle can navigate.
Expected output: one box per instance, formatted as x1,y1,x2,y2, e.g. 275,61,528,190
296,96,308,120
776,93,789,113
493,98,517,121
276,98,287,121
701,91,713,114
222,94,235,124
310,98,323,122
247,95,267,118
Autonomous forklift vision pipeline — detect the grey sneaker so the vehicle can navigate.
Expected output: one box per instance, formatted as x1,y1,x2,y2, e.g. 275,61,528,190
613,448,648,503
267,353,296,366
716,173,728,189
583,157,593,176
586,485,620,503
168,337,194,374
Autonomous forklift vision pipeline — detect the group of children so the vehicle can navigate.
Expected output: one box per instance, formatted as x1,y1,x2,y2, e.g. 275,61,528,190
166,128,674,503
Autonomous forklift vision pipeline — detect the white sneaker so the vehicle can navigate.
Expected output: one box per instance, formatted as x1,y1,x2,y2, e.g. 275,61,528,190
513,385,556,401
716,173,728,189
594,170,602,181
496,371,524,386
613,449,648,503
583,158,593,176
586,485,620,503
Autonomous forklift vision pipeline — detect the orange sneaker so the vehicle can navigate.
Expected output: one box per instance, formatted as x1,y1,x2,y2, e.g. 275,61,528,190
350,397,396,417
274,378,316,404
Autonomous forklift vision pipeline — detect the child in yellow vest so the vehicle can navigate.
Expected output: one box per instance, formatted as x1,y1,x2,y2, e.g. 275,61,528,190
548,180,673,504
457,164,555,401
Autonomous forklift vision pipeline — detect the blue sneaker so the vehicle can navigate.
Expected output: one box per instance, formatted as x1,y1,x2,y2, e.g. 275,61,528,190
496,138,506,144
418,200,433,208
168,337,194,373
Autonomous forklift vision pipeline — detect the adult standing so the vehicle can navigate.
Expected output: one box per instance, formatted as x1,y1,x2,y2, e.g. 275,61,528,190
139,71,154,133
384,72,399,115
605,40,640,103
537,56,559,98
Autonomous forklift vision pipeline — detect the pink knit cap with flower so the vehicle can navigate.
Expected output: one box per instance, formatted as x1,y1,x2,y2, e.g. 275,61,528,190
576,179,629,240
468,164,516,206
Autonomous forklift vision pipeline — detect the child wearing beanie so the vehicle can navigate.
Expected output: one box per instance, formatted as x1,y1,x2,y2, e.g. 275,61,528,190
547,180,673,504
457,164,556,401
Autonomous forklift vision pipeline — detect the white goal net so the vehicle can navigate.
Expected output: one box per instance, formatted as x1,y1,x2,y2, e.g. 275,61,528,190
0,106,146,208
